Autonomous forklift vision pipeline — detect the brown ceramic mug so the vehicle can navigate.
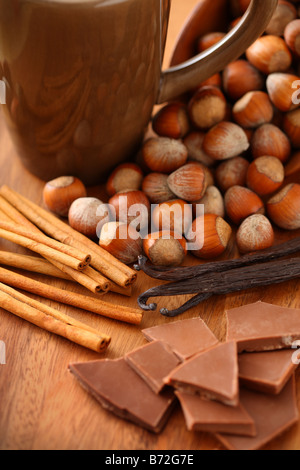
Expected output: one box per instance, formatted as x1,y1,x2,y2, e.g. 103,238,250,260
0,0,277,185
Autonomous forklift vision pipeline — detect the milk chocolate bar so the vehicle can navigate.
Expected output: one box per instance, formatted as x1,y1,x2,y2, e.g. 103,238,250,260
216,376,299,450
142,317,219,361
125,341,181,394
226,301,300,352
176,391,256,437
165,342,239,406
239,349,298,395
69,358,176,433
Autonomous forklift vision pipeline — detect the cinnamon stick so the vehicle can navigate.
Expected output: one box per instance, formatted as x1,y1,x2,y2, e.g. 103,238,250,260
0,267,143,325
0,200,111,293
0,251,132,296
0,224,91,272
0,281,106,336
0,195,36,228
0,186,137,287
137,257,300,317
0,287,110,353
0,218,91,268
46,258,109,293
81,265,114,293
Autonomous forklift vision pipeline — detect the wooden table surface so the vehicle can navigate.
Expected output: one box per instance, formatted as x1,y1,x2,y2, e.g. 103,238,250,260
1,0,300,451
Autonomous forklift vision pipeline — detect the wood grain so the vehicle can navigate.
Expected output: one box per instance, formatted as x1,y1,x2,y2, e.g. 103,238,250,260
0,0,300,451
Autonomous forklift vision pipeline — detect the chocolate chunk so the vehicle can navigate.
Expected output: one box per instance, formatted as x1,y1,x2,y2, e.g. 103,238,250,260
166,342,239,406
142,317,219,361
216,376,299,450
125,341,181,394
226,301,300,352
176,391,256,436
239,349,298,395
69,358,176,433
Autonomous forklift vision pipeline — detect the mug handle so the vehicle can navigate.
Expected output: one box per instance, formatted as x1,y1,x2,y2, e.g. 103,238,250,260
157,0,278,104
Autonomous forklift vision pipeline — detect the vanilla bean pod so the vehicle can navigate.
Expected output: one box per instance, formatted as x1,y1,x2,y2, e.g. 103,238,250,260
160,292,212,317
137,257,300,316
134,236,300,281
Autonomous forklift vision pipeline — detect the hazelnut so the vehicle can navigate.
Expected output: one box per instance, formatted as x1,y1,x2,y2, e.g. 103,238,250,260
266,183,300,230
283,108,300,148
143,231,187,267
183,131,215,167
232,91,274,129
284,18,300,56
251,124,291,163
108,190,150,231
198,162,214,187
246,35,292,74
224,185,265,225
99,222,143,264
142,137,188,173
203,121,249,161
152,102,190,139
197,32,226,52
187,213,232,259
188,86,227,130
236,214,275,254
142,173,175,204
43,176,87,217
246,156,285,196
215,157,250,193
106,163,143,196
195,185,225,218
266,73,300,112
265,1,297,36
68,197,110,239
152,199,193,235
222,60,264,101
167,162,208,202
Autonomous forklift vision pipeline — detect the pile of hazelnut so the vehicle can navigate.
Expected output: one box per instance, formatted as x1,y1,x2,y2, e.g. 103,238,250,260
43,0,300,268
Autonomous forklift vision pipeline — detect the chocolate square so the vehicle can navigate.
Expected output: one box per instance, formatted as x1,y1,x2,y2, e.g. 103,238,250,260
125,341,181,394
226,301,300,353
238,349,298,395
216,376,299,450
176,391,256,436
166,342,239,406
142,317,219,361
69,357,176,433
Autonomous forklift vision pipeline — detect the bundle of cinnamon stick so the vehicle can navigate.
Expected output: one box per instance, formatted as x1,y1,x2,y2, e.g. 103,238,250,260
0,186,144,351
0,185,137,293
0,280,111,353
